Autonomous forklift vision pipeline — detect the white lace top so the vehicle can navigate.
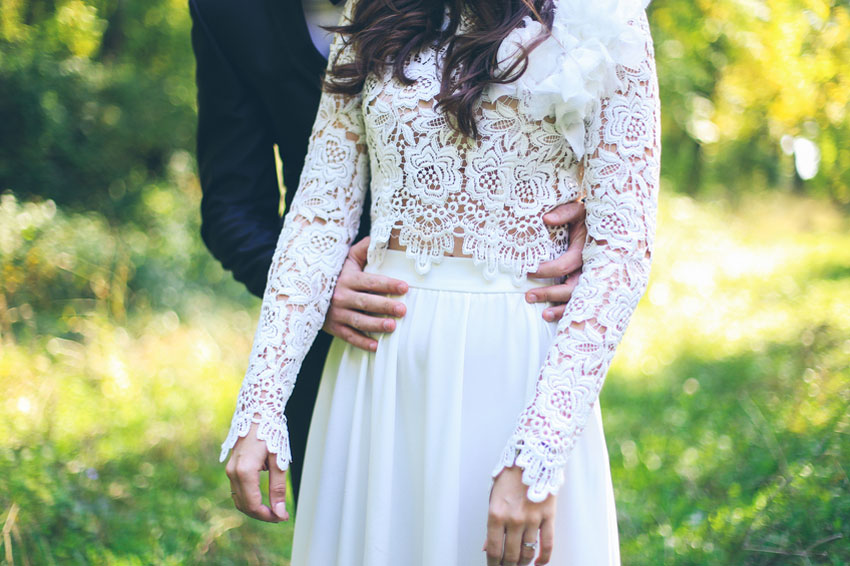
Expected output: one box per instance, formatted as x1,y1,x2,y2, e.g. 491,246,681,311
221,0,660,502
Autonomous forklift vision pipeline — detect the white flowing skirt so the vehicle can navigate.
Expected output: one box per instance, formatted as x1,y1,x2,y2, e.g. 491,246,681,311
292,251,620,566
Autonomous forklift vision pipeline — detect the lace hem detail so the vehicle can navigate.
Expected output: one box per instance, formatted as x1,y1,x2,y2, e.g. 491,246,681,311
365,221,571,285
219,411,293,472
491,435,569,503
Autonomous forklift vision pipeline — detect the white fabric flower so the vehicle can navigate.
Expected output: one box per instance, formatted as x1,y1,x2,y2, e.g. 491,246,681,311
492,0,650,158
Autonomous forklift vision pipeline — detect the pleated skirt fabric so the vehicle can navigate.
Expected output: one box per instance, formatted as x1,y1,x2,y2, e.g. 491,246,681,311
291,250,620,566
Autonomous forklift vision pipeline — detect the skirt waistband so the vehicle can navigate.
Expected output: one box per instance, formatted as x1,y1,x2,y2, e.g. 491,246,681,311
365,249,556,293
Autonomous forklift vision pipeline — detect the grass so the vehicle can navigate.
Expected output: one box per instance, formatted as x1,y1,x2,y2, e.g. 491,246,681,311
1,189,848,565
607,193,850,565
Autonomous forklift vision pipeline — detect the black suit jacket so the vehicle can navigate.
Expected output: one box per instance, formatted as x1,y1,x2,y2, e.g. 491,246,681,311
190,0,365,506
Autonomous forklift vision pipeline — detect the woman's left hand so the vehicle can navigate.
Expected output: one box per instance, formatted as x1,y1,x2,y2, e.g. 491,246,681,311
485,466,556,566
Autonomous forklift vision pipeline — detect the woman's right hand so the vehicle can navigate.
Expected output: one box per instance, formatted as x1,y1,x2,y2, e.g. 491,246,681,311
485,466,557,566
225,423,290,523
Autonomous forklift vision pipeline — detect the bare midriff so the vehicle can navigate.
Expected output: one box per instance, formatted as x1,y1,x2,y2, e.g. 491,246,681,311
386,230,472,258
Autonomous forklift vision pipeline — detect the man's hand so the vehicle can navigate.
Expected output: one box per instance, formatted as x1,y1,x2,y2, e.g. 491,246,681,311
225,423,289,523
526,200,588,322
324,237,409,352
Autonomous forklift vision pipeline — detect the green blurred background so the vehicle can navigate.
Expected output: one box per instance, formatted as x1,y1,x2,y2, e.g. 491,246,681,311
0,0,848,564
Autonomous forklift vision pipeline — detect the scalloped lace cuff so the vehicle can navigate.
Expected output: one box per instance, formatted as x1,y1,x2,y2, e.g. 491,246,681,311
491,437,569,503
219,412,293,472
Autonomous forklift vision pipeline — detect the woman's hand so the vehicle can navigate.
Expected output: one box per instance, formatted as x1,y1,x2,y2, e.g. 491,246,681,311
485,466,556,566
225,423,290,523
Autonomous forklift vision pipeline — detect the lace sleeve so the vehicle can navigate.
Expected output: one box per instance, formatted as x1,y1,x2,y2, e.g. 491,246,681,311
493,12,661,502
219,0,369,472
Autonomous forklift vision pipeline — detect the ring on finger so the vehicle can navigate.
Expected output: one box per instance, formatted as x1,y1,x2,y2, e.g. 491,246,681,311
522,541,538,550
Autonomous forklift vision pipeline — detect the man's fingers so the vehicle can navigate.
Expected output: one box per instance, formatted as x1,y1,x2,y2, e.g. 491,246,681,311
535,519,555,566
541,304,567,323
327,302,396,334
348,236,371,268
329,241,408,352
268,458,289,522
324,321,378,352
567,221,588,249
525,274,580,309
542,201,585,227
339,308,396,333
334,288,407,318
340,270,408,296
337,249,408,296
528,247,582,280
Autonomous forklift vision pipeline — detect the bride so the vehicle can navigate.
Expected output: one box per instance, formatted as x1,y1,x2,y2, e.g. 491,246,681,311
221,0,659,564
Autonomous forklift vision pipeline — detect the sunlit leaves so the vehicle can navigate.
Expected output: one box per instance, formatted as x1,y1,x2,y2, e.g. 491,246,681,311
650,0,850,200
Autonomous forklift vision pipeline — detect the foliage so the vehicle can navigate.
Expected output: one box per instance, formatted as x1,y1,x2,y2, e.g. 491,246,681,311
1,0,848,564
0,0,197,217
0,192,288,565
0,159,251,345
608,193,850,564
1,0,849,216
1,191,848,564
0,293,292,565
649,0,850,202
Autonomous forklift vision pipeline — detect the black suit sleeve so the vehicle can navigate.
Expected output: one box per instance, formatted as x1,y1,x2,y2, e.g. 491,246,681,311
190,0,281,298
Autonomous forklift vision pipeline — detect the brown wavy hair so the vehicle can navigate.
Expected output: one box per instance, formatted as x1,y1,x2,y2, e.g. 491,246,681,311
324,0,555,139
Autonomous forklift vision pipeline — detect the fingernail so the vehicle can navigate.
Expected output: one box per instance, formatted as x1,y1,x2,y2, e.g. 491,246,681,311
394,305,405,316
543,310,553,321
370,342,378,352
397,283,408,294
274,502,286,517
383,319,394,331
527,293,537,303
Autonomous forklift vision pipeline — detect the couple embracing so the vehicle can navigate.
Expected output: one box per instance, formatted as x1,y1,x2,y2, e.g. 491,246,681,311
191,0,658,564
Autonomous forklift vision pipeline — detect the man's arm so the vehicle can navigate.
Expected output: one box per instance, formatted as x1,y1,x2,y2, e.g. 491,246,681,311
190,0,407,345
191,0,585,328
190,0,282,297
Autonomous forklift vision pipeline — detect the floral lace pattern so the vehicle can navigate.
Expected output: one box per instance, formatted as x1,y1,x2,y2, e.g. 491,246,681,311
221,0,660,502
219,1,369,471
492,0,648,158
363,45,577,281
492,12,660,501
